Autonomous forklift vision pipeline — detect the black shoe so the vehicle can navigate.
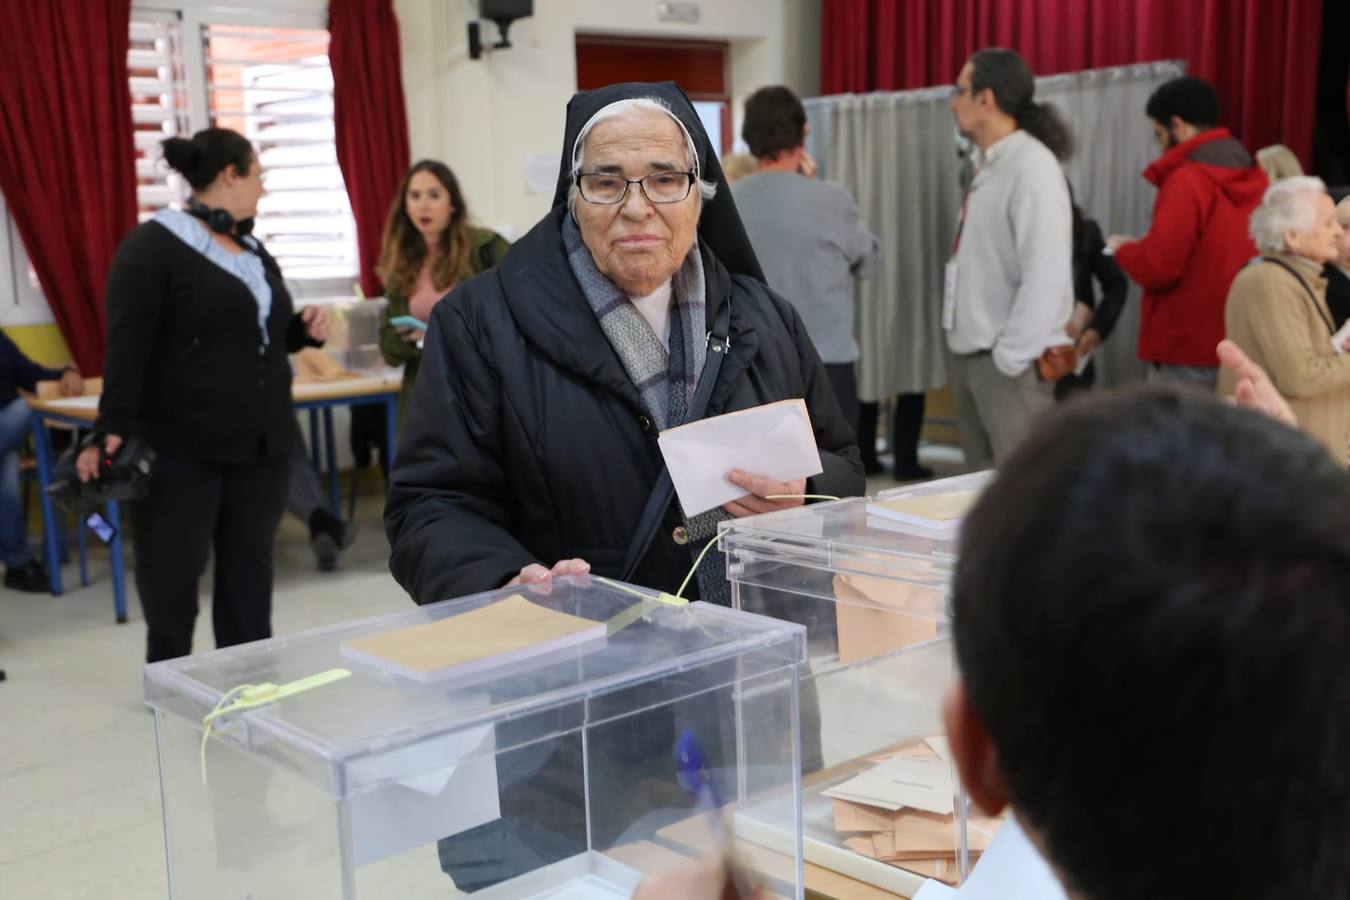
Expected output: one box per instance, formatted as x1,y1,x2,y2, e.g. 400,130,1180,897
5,559,50,594
893,464,935,482
308,509,358,572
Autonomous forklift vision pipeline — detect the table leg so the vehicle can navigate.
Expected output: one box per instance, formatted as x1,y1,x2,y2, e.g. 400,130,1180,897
29,416,63,596
308,408,321,472
107,501,126,624
77,514,88,587
323,406,340,517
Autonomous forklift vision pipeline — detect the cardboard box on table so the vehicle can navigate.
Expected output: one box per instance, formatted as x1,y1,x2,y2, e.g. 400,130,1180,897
144,577,807,899
718,472,998,897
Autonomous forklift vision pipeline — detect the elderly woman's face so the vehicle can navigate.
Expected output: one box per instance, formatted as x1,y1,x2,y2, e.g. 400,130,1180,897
1286,192,1343,265
1335,208,1350,268
574,109,700,297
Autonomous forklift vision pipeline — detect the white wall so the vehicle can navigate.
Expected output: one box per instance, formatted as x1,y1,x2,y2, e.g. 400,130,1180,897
394,0,821,238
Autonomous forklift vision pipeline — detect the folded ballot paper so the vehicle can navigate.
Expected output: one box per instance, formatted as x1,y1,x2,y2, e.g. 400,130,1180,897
657,399,823,517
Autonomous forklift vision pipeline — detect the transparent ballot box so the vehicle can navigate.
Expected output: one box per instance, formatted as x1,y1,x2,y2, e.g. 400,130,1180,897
144,577,808,899
719,472,998,897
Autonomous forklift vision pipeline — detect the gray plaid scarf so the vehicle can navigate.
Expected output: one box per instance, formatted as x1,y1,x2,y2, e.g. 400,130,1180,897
563,214,732,604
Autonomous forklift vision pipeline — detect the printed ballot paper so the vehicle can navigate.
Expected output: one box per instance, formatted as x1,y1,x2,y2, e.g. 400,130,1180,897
657,399,823,517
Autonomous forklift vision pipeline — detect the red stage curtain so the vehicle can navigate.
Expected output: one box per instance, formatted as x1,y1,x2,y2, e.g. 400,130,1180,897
821,0,1322,167
329,0,411,297
0,0,138,374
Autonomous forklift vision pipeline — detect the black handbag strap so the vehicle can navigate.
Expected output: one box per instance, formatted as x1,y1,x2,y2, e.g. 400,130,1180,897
1263,256,1334,334
619,300,732,581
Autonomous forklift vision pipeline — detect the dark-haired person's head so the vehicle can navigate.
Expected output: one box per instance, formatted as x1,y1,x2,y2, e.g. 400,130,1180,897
951,48,1073,160
1145,76,1220,151
161,128,262,231
741,86,807,162
943,387,1350,899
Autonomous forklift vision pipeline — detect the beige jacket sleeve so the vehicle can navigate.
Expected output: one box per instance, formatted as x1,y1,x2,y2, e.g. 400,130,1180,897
1229,264,1350,399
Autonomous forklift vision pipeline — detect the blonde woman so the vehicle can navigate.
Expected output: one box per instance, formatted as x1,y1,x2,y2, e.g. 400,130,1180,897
377,160,508,421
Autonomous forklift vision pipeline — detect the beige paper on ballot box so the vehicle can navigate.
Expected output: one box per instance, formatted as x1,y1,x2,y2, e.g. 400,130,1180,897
341,594,606,682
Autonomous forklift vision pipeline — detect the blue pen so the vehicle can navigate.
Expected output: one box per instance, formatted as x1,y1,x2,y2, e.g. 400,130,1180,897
676,729,757,898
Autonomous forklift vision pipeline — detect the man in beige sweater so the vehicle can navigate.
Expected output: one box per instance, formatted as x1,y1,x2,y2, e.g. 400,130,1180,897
1218,176,1349,465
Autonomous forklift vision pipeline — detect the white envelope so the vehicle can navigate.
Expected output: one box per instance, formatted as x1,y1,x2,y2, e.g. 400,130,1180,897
657,399,824,517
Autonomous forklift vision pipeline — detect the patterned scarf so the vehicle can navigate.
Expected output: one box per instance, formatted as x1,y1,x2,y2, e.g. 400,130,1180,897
563,214,732,604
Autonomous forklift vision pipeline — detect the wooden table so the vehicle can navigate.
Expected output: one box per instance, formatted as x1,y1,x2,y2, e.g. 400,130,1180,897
27,374,399,622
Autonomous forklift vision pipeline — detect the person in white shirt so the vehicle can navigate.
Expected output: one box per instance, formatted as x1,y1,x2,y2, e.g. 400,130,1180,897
946,48,1075,468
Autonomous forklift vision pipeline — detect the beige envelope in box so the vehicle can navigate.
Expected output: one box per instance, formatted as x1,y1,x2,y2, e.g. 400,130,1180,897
833,572,942,664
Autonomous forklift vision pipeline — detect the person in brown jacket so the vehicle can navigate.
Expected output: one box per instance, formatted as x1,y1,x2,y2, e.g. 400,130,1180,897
1218,176,1349,465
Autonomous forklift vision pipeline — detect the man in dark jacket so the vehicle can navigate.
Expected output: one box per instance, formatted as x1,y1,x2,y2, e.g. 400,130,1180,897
385,82,862,607
1326,195,1350,329
1109,76,1267,389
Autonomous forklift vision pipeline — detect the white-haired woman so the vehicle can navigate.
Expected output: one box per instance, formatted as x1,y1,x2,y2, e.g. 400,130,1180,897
1219,176,1349,464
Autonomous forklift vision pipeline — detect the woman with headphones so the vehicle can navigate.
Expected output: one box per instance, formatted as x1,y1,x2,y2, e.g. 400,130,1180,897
79,127,329,663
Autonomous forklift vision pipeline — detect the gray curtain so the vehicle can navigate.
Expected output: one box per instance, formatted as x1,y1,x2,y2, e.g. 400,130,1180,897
804,60,1186,399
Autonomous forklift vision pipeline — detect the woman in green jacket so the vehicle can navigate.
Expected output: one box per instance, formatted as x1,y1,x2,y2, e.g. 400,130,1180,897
378,160,509,423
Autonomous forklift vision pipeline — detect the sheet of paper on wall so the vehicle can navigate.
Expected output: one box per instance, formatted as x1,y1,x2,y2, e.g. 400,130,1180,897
657,398,823,517
526,153,560,195
866,491,980,534
340,594,606,683
822,755,955,815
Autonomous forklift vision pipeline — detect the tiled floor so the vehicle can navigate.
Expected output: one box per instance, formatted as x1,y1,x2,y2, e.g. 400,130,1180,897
0,445,961,900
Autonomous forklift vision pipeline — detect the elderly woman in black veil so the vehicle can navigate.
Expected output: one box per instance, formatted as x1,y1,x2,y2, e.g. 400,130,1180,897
386,81,861,605
384,82,862,891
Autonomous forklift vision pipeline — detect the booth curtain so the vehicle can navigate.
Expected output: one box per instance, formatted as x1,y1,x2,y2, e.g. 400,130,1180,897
821,0,1323,167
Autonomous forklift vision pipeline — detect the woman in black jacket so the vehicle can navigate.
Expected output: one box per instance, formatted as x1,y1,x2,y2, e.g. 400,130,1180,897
385,82,863,607
384,79,863,893
1056,200,1129,400
79,128,328,662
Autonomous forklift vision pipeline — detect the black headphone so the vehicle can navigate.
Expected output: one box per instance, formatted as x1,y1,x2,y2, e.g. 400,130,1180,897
186,197,254,237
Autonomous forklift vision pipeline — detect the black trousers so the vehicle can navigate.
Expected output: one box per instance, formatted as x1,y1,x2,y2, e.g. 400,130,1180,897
133,454,290,663
858,393,927,471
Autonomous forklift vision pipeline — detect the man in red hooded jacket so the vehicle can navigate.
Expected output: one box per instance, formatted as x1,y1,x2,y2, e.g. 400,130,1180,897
1108,77,1268,390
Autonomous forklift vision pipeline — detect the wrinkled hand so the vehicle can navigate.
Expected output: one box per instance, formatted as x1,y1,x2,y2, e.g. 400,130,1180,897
1105,234,1134,253
631,857,763,900
301,305,330,343
505,558,591,588
76,434,122,483
1217,339,1297,427
722,471,808,519
1074,328,1102,357
58,368,84,398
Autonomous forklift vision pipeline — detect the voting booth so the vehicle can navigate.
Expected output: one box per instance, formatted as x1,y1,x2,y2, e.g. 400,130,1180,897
720,472,998,896
145,577,807,899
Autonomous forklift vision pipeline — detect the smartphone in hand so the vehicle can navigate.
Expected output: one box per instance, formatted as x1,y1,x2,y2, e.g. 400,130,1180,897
389,314,428,331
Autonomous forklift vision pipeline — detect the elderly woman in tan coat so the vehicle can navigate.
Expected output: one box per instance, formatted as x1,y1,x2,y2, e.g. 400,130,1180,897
1219,176,1348,464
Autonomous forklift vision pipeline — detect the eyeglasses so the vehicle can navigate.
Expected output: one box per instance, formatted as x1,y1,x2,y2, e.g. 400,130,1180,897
575,171,696,205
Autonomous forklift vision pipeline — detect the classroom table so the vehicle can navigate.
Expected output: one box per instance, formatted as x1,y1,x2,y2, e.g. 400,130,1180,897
27,373,398,623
